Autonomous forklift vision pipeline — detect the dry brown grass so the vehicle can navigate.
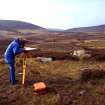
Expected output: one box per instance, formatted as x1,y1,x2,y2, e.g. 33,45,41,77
80,68,105,81
1,32,105,105
1,52,105,105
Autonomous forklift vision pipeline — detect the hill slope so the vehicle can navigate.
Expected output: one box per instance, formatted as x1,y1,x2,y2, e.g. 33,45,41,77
0,20,44,31
66,25,105,32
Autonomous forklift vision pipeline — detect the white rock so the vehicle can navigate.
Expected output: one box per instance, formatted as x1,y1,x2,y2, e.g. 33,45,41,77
36,57,52,63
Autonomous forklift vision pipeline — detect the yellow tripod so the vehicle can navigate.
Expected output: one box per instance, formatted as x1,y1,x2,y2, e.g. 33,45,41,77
22,55,27,85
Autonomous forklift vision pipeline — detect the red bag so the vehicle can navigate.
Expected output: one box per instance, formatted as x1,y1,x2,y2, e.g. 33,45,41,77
33,82,46,92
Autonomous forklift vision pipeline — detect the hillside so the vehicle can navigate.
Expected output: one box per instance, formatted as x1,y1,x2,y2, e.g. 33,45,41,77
0,20,44,31
0,24,17,32
66,25,105,32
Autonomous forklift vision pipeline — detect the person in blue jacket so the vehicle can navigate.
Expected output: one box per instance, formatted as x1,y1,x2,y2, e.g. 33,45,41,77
4,38,27,85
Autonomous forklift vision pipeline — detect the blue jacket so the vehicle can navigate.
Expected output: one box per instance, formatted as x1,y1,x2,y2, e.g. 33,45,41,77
4,38,23,64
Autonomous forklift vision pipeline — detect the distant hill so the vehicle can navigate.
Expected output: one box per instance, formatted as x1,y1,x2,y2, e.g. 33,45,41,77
0,20,44,31
47,28,64,32
0,24,17,32
66,25,105,32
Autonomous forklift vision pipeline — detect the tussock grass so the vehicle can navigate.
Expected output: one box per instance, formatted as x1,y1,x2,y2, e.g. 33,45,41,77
2,57,105,105
80,68,105,81
83,40,105,48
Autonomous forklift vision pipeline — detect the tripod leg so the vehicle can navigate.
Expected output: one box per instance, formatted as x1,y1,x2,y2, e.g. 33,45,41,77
22,58,26,85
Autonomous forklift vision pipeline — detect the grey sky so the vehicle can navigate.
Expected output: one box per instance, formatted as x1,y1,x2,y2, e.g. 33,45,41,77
0,0,105,29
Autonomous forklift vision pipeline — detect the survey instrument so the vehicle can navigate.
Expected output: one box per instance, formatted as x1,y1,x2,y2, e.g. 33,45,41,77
22,47,38,85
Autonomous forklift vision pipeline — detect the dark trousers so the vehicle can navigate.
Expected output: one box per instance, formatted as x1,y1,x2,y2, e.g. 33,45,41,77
8,63,16,85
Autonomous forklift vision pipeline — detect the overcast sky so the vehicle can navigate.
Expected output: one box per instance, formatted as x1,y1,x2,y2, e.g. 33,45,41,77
0,0,105,29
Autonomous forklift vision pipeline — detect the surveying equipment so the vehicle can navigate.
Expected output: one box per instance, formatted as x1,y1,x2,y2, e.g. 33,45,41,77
22,55,27,85
21,47,38,85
